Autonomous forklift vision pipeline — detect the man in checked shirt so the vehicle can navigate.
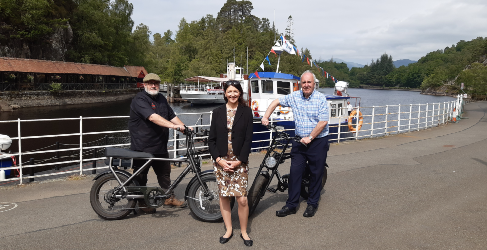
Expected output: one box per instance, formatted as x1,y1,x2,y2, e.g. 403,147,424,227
262,70,329,218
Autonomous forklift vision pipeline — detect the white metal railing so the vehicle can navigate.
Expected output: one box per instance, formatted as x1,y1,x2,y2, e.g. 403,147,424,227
0,96,464,185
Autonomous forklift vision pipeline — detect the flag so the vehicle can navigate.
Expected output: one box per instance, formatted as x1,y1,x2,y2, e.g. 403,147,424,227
271,49,277,57
306,57,310,65
254,71,261,80
260,62,264,71
293,46,299,56
302,54,305,62
266,56,271,65
310,59,313,67
280,35,296,54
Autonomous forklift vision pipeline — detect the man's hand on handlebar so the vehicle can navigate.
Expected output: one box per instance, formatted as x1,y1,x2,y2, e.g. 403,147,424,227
174,124,193,133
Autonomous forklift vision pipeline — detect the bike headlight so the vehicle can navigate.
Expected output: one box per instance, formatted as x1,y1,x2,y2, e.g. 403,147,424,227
265,156,277,169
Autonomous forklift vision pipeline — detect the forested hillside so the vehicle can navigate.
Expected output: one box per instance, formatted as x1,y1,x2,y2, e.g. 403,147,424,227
1,0,485,97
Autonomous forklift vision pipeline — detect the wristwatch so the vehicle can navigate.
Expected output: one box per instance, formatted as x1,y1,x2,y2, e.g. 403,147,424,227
309,135,313,141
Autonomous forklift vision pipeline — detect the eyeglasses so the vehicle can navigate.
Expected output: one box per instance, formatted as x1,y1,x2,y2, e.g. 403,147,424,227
225,81,241,86
144,82,160,86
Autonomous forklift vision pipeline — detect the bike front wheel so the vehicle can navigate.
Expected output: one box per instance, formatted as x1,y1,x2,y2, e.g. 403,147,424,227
187,174,234,222
90,173,137,220
300,166,328,200
247,174,270,216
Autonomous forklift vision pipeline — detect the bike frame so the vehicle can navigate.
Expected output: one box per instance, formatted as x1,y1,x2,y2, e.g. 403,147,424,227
105,128,213,202
253,126,301,193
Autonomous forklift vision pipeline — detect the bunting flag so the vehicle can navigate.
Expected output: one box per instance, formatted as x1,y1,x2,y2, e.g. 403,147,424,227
302,54,305,62
294,46,299,56
310,59,313,67
254,71,261,80
271,49,277,57
281,36,296,55
306,57,310,65
266,56,271,65
260,62,265,71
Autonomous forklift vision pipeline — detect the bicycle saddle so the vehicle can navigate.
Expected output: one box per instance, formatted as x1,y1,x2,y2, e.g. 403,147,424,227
105,147,154,159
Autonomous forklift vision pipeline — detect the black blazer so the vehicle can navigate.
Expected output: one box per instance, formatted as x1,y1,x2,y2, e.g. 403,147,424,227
208,104,253,163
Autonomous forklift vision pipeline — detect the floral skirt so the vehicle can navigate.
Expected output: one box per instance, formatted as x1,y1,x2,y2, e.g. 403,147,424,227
213,158,248,197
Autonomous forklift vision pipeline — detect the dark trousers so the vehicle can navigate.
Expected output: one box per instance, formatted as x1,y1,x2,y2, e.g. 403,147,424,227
286,136,329,209
133,153,171,191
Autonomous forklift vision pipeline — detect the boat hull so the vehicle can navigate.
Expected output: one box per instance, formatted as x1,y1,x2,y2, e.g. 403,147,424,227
180,93,225,104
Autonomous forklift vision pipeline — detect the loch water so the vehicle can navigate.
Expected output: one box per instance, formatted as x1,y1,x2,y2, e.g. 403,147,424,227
0,88,455,154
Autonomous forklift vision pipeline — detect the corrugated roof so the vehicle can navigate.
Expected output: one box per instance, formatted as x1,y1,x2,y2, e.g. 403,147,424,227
0,57,141,77
124,66,148,78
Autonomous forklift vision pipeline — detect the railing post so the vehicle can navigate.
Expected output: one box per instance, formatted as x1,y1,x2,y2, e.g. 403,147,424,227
408,104,412,132
92,147,97,175
370,106,375,137
28,158,34,183
175,134,180,157
442,102,445,125
270,113,274,147
431,103,435,127
173,127,177,159
79,116,83,176
417,104,421,131
337,116,341,143
355,107,359,140
398,104,401,133
18,118,23,185
385,105,389,135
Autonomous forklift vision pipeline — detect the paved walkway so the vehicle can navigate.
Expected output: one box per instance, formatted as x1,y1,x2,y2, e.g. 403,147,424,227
1,101,486,249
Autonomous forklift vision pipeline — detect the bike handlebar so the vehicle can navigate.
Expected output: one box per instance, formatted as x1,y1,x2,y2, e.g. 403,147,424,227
266,124,306,147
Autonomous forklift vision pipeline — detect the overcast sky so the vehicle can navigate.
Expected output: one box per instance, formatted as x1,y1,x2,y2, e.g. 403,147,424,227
130,0,487,65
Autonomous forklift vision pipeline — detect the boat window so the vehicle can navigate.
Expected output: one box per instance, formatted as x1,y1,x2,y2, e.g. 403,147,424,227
236,69,240,75
331,104,337,117
337,103,343,116
277,81,291,95
262,80,273,94
251,80,259,93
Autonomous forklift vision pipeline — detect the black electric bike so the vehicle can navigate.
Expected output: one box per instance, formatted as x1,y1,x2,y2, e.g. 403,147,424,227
247,124,328,216
90,126,234,221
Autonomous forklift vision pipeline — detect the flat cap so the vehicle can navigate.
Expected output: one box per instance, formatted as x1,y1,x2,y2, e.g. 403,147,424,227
143,73,161,83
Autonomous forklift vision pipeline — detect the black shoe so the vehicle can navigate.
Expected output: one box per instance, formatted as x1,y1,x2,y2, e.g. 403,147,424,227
303,204,317,217
219,232,233,244
276,206,296,217
240,234,253,247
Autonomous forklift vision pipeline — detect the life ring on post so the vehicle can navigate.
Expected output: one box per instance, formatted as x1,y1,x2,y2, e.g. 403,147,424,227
348,110,363,132
278,105,289,114
251,100,259,111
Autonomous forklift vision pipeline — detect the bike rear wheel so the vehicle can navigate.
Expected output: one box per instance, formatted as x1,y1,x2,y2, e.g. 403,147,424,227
247,174,270,216
300,166,327,200
90,173,137,220
187,174,234,222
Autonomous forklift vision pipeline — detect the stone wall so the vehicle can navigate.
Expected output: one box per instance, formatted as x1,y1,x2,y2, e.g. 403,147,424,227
0,89,139,110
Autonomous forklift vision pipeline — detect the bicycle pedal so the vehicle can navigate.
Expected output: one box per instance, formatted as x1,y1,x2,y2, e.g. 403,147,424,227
267,188,277,193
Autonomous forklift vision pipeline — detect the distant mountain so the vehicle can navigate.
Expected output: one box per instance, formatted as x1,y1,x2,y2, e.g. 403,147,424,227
394,59,417,67
332,58,365,69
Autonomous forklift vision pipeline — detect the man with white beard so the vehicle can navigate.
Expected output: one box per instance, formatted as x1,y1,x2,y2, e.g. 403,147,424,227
129,73,188,213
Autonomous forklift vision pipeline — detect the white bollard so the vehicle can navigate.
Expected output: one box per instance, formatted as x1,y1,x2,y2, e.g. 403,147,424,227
0,169,5,181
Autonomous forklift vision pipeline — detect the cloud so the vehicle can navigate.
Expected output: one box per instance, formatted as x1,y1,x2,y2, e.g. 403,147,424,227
130,0,487,65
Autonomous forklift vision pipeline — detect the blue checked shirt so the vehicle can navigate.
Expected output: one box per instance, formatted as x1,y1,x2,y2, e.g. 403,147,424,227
279,90,329,138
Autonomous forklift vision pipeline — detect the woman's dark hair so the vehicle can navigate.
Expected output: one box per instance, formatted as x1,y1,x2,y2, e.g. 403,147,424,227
223,80,246,106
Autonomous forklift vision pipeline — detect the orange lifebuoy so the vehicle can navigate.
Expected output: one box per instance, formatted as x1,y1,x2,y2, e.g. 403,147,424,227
251,100,259,111
278,105,289,114
293,82,299,91
348,110,363,132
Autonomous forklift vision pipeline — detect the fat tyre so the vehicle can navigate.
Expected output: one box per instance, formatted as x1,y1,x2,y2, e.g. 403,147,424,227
247,174,269,216
90,173,137,220
187,174,234,222
300,166,327,200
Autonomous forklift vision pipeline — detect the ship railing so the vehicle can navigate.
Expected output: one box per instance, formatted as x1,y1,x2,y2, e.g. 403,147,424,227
0,98,462,185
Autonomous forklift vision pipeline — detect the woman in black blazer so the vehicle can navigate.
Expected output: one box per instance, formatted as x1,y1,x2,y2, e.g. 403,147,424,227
208,80,253,246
